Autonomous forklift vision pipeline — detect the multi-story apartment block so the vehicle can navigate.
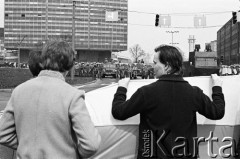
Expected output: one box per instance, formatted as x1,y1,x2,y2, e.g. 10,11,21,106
217,18,240,65
4,0,128,62
0,28,4,51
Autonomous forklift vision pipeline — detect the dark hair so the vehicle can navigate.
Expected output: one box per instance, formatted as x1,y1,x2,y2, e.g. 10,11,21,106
28,49,42,77
154,45,183,75
41,40,74,72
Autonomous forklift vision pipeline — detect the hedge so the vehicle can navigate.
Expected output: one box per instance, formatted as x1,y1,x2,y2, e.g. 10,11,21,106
0,68,94,89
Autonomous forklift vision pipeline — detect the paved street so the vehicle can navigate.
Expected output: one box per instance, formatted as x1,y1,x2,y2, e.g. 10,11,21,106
0,78,119,111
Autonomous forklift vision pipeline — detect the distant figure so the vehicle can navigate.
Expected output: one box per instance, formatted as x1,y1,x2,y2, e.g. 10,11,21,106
112,45,225,159
0,40,101,159
104,58,108,63
28,49,42,77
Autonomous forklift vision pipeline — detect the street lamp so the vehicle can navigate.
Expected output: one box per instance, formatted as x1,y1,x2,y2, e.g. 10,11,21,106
166,31,179,46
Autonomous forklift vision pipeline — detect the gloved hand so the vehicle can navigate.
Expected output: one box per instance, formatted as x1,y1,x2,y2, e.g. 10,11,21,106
118,78,130,89
211,74,223,87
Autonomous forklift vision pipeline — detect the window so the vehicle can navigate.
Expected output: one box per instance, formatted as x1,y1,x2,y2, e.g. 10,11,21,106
5,14,9,17
21,14,25,17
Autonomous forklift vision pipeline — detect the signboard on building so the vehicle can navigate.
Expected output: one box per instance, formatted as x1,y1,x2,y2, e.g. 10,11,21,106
105,11,119,21
159,15,171,27
194,15,206,27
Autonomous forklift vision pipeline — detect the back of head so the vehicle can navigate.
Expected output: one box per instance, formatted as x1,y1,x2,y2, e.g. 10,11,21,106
41,40,74,72
154,45,183,75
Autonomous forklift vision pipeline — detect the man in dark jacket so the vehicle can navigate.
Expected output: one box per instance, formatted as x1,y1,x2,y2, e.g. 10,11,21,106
112,45,225,159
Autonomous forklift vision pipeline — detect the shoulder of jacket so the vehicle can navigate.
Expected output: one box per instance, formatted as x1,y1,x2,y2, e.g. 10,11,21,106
192,85,203,94
12,78,36,93
72,87,85,98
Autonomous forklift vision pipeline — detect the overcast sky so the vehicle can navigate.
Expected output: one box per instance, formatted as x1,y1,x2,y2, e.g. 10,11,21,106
0,0,239,60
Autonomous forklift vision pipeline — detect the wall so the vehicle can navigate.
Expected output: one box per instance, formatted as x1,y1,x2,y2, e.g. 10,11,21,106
217,19,240,65
195,57,217,67
76,50,111,62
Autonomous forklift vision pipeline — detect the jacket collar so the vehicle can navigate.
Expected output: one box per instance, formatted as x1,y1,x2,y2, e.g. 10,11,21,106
38,70,65,81
158,74,186,82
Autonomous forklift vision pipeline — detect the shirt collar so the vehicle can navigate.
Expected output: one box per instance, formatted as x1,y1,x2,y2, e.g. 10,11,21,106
158,74,186,82
38,70,65,81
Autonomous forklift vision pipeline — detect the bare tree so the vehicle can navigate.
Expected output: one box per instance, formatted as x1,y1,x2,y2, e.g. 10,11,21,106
129,44,146,63
34,41,44,50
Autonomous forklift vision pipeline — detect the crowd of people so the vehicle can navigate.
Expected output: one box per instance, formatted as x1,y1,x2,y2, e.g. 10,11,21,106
0,40,226,159
219,64,240,76
0,57,155,79
73,61,155,79
0,61,28,68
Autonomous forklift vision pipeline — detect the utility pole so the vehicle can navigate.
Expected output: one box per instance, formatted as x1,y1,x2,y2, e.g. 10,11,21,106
71,1,76,81
111,22,113,54
45,0,48,42
72,1,76,52
166,31,179,46
18,35,27,68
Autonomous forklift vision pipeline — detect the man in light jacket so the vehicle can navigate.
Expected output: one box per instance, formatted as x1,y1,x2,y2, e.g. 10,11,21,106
0,40,101,159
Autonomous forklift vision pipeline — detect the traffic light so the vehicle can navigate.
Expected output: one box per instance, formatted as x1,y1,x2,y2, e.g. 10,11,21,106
232,12,237,24
155,14,159,27
220,56,224,63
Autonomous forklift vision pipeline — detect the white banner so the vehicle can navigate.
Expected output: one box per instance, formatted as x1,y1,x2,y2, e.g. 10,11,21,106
85,75,240,126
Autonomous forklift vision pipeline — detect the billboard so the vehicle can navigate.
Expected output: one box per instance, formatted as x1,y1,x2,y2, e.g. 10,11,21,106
105,11,119,21
194,15,206,27
159,15,171,26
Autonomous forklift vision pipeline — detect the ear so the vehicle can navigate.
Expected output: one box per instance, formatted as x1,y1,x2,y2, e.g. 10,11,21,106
164,64,171,73
164,63,169,70
39,63,43,68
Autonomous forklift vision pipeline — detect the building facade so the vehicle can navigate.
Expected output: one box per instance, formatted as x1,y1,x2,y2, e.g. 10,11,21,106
205,40,217,52
4,0,128,62
0,28,4,51
210,40,217,52
217,18,240,65
194,51,218,68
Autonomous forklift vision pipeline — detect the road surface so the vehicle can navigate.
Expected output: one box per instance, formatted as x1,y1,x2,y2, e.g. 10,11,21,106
0,78,119,111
